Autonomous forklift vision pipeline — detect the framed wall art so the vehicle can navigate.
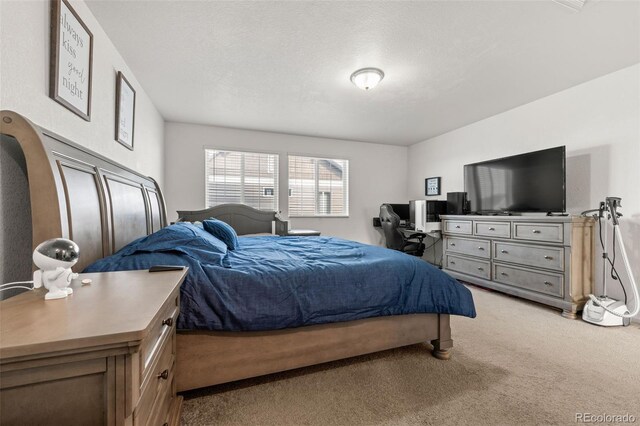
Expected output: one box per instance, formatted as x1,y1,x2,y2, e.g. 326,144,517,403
50,0,93,121
115,71,136,150
425,177,441,196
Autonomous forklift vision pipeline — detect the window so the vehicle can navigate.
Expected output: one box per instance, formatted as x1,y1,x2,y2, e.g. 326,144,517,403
205,149,278,211
288,155,349,217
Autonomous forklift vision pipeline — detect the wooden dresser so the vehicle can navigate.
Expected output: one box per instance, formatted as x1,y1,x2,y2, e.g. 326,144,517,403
441,215,594,318
0,269,187,426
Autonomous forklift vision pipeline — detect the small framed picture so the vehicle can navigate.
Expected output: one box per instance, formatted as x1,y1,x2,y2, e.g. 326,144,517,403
50,0,93,121
425,177,441,196
115,71,136,150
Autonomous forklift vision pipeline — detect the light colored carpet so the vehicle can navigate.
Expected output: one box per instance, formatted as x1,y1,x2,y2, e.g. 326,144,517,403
181,286,640,425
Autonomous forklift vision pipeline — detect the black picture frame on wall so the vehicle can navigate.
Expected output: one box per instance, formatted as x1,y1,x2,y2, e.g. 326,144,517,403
425,177,441,196
115,71,136,150
50,0,94,121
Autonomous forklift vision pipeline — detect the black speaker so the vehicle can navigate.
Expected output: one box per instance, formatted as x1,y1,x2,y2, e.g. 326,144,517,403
447,192,468,215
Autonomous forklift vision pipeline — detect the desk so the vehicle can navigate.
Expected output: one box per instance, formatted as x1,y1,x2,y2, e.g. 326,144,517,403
401,229,443,268
399,228,441,239
399,228,426,239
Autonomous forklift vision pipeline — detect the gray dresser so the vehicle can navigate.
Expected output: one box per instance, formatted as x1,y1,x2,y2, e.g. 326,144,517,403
441,215,594,318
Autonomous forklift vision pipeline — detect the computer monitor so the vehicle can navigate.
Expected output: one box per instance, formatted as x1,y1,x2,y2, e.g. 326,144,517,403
388,203,410,221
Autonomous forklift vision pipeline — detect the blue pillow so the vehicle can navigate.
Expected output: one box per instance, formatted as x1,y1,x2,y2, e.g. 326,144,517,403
113,223,228,266
85,222,231,272
174,222,228,254
203,219,239,250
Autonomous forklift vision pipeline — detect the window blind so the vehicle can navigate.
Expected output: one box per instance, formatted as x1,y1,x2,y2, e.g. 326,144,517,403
205,149,278,211
288,155,349,217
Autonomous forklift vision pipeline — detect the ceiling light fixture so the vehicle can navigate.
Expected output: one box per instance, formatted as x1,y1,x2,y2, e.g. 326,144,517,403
350,68,385,91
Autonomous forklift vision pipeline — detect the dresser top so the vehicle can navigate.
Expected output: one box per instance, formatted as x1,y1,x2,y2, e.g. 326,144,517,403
441,214,593,223
0,269,187,361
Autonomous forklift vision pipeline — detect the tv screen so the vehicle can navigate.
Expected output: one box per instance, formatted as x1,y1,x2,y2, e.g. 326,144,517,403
464,146,566,214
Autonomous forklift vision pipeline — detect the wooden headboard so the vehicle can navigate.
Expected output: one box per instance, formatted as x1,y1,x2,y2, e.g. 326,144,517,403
177,204,288,236
0,110,167,271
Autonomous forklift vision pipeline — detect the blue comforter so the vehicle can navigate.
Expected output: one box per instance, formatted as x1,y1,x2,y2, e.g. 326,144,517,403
85,223,476,331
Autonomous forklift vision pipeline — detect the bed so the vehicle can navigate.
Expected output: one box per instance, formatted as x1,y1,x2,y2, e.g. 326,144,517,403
1,110,475,393
177,203,289,236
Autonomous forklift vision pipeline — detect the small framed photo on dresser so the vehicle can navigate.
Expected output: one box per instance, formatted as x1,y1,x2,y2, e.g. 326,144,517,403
50,0,93,121
115,71,136,150
425,177,441,196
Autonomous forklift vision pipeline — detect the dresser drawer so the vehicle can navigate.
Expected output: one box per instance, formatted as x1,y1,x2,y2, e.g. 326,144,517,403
474,221,511,238
445,255,490,280
494,242,564,271
446,237,490,259
140,293,178,387
147,376,175,426
494,264,563,297
135,332,175,426
443,220,472,235
513,222,563,243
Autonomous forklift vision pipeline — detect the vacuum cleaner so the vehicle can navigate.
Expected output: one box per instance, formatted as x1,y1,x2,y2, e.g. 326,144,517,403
581,197,638,326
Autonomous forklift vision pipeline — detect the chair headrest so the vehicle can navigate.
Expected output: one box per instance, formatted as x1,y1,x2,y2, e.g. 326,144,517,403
379,204,400,225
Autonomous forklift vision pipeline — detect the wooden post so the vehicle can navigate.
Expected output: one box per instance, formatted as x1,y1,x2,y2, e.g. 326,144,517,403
431,314,453,360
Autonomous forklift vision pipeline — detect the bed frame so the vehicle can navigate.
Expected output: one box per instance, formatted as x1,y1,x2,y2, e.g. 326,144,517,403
177,204,289,236
2,110,453,393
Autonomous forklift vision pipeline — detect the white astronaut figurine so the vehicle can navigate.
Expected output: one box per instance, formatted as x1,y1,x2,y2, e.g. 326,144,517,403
32,238,80,300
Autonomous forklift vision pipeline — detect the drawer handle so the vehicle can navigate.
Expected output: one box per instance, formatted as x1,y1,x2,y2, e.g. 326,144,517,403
158,369,169,380
544,281,553,286
450,261,456,265
544,255,553,260
477,246,485,251
501,272,508,276
532,230,541,234
489,227,495,231
455,225,461,229
451,243,456,246
162,317,174,327
477,267,484,271
501,250,508,254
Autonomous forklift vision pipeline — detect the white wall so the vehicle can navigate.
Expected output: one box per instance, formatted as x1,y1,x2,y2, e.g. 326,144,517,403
0,0,164,287
408,64,640,318
0,0,165,185
164,122,408,245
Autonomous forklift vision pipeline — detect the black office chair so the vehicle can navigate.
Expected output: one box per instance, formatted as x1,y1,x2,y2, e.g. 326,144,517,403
379,204,425,257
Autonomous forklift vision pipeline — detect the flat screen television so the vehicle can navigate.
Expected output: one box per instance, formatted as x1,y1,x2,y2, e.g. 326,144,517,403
464,146,566,214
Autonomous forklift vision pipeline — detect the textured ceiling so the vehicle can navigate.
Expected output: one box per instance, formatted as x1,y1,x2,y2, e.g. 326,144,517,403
86,0,640,145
